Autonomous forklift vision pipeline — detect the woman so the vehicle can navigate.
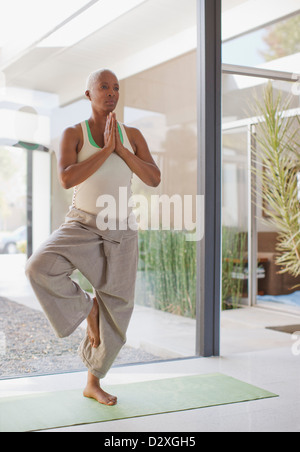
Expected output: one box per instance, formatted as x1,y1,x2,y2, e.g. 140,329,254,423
25,69,161,406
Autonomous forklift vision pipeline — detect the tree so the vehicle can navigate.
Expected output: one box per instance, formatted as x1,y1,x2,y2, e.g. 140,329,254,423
261,15,300,62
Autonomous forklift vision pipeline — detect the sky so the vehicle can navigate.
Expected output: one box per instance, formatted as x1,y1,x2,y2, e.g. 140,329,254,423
222,28,269,67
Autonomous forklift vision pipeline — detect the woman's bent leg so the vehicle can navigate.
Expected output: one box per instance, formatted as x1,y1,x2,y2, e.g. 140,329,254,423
24,223,106,338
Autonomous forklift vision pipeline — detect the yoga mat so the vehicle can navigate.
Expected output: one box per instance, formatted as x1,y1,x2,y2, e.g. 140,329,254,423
0,373,277,432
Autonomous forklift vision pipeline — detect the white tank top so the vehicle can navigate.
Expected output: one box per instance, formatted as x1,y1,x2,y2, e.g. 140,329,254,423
72,120,135,229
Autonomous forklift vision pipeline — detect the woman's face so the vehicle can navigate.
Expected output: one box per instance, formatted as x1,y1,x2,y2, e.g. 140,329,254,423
86,71,120,114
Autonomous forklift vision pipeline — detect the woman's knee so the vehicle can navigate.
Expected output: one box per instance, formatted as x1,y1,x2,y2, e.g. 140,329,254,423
25,256,39,281
25,251,50,281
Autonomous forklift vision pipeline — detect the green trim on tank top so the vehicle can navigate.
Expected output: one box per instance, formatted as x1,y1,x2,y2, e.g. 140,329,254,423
85,120,124,148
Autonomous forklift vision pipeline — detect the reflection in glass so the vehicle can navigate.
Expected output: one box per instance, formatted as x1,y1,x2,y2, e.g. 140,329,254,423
223,7,300,74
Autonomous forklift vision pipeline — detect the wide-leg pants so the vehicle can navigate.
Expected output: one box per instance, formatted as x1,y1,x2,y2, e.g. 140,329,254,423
25,207,139,379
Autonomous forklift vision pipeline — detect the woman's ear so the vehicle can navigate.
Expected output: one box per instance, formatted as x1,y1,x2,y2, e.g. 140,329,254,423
85,90,91,100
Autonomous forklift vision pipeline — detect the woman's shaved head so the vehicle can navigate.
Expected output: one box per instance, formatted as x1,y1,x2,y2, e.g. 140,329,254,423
85,69,118,93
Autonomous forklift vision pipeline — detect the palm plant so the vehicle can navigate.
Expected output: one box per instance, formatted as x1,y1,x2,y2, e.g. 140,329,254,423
252,83,300,278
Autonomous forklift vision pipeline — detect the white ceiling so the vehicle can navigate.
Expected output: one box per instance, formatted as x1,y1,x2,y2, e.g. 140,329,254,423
3,0,197,106
2,0,300,107
0,0,93,49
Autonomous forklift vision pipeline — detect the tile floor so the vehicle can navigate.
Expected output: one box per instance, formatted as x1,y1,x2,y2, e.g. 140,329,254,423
1,254,300,432
0,345,299,432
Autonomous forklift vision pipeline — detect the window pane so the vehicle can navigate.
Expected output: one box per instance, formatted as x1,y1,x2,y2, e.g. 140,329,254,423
222,70,300,354
0,0,198,379
222,0,300,74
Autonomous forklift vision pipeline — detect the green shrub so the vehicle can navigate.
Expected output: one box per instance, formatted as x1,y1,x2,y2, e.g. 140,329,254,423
138,230,197,318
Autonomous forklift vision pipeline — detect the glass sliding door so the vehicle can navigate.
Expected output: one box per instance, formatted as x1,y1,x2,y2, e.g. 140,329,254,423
0,0,200,378
222,69,300,315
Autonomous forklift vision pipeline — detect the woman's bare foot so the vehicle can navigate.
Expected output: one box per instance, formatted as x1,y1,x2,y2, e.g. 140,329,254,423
83,371,117,406
87,297,100,348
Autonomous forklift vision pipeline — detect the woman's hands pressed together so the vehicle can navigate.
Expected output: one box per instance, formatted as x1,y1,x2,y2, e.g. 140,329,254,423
104,112,126,157
104,112,116,152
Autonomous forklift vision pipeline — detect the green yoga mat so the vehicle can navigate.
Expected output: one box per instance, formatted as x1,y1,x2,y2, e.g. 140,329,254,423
0,373,277,432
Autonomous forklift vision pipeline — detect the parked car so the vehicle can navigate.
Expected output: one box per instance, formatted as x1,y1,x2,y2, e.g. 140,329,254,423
0,226,27,254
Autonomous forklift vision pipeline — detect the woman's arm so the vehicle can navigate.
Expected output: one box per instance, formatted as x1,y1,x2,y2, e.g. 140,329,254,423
58,114,116,190
115,124,161,188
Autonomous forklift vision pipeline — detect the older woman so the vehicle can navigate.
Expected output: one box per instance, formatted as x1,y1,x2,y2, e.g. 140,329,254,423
25,69,161,406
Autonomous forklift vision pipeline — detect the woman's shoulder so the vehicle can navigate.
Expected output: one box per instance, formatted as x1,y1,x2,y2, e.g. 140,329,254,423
60,123,84,152
66,121,84,132
62,122,83,138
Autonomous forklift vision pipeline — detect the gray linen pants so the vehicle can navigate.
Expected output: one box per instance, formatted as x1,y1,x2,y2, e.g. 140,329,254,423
25,207,139,379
